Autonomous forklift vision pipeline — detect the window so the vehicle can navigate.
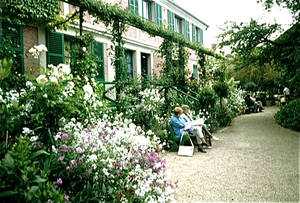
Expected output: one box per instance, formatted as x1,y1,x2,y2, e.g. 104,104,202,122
93,42,105,81
193,64,198,81
200,28,203,44
193,25,204,44
0,20,24,74
155,2,162,26
185,20,190,41
47,31,65,66
175,16,182,34
168,10,175,31
46,31,105,81
129,0,139,14
142,0,152,21
125,50,133,79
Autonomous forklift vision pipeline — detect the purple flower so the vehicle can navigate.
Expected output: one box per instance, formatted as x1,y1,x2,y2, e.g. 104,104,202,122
70,160,77,169
66,166,70,170
116,169,120,177
65,195,69,201
105,123,109,127
100,134,106,141
78,157,83,164
54,178,63,189
115,162,122,167
70,146,74,152
58,156,64,162
61,144,68,152
57,178,62,185
61,133,68,141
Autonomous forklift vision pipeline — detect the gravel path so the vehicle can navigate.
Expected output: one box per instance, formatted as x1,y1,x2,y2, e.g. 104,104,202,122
163,106,299,202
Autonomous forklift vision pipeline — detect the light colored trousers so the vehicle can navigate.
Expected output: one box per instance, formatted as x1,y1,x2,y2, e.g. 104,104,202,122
193,126,204,144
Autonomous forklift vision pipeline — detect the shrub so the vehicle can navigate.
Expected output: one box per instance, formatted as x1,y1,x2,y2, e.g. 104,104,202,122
274,99,300,131
196,86,218,110
0,134,67,203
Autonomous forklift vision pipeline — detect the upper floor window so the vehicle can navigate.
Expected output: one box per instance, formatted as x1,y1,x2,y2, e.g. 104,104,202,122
193,24,203,44
175,16,182,34
155,2,162,26
142,0,152,21
129,0,139,14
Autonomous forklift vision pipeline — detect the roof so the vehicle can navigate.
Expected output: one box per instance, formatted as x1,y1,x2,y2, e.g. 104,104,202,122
164,0,209,29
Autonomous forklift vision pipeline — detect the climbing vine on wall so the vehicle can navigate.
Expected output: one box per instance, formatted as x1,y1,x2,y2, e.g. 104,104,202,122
1,0,61,24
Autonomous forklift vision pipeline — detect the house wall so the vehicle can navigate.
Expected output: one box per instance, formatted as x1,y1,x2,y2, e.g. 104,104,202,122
20,0,207,81
23,26,39,75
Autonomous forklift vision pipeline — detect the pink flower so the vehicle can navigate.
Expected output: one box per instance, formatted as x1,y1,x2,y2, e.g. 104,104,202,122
61,133,68,141
58,156,64,162
65,195,69,201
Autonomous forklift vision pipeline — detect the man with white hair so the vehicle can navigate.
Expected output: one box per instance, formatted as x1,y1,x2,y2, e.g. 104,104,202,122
181,105,219,147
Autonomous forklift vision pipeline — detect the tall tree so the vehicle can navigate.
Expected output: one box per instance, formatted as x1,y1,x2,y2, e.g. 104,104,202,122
217,0,300,98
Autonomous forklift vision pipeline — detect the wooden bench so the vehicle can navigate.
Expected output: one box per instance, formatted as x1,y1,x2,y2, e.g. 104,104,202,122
167,123,212,152
242,101,255,114
166,123,191,152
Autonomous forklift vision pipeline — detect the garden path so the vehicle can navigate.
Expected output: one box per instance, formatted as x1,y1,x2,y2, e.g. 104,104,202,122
163,106,299,202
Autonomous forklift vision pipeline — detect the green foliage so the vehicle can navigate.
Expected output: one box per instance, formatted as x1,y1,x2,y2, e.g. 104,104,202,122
1,0,61,25
214,105,233,127
244,81,257,93
213,82,229,100
0,135,67,203
274,99,300,131
0,59,13,81
257,0,300,21
197,86,218,110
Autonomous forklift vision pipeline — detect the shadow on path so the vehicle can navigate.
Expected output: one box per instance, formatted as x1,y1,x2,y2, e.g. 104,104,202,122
163,106,299,202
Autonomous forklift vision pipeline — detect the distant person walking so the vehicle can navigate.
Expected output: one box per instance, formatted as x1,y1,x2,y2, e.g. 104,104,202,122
283,85,290,103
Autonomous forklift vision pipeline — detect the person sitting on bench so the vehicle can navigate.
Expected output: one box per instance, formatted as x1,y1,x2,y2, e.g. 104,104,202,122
181,105,219,145
245,94,260,113
171,107,209,153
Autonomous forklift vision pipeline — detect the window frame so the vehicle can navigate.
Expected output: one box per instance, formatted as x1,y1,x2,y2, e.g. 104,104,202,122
129,0,139,14
175,16,182,35
142,0,152,21
125,50,133,79
0,20,24,74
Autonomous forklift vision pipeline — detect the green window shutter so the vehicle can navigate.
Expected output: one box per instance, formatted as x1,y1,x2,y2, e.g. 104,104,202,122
192,24,196,42
129,0,139,14
155,3,162,26
46,31,64,66
193,64,198,80
185,19,190,41
1,20,24,74
168,10,174,31
200,28,203,44
93,41,105,81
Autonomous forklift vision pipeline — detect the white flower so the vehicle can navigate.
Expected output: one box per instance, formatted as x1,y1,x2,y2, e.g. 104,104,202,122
51,66,59,76
26,81,33,88
30,136,38,142
82,47,86,52
58,64,71,75
22,127,32,134
43,94,48,98
49,76,58,84
34,44,48,52
83,84,93,94
36,75,48,84
28,47,36,54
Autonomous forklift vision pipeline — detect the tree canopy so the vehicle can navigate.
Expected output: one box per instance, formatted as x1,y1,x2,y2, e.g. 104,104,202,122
217,0,300,98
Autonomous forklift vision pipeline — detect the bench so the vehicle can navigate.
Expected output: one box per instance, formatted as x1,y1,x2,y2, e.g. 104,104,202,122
166,123,191,152
242,101,255,114
167,123,212,152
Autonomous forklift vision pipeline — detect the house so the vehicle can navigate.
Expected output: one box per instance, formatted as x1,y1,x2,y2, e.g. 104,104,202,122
0,0,209,83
